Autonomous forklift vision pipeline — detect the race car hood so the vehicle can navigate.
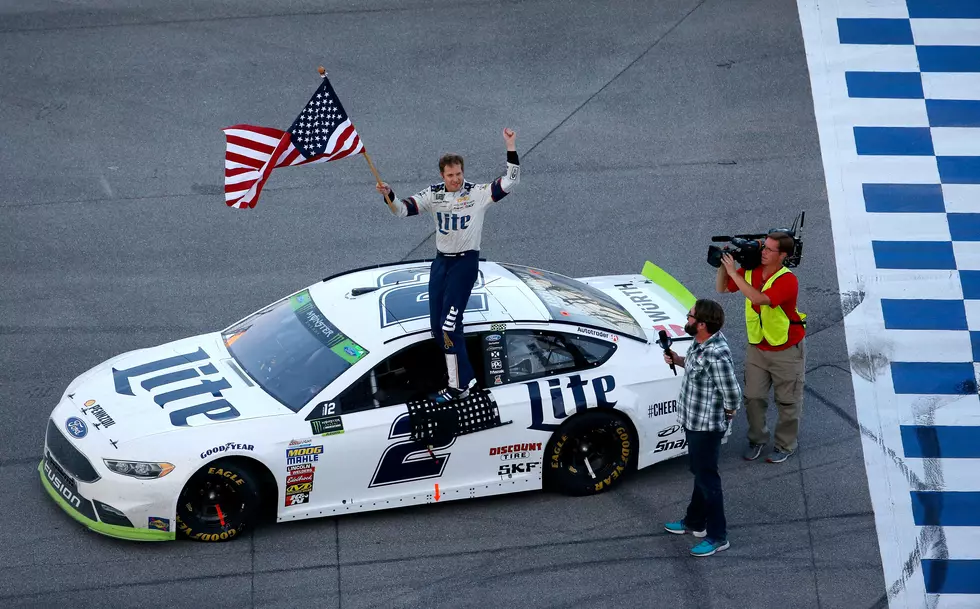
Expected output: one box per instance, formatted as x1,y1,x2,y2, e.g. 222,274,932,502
578,266,693,342
62,333,291,444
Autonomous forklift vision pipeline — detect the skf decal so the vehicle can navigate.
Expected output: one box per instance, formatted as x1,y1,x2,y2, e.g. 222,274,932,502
526,374,618,432
498,462,540,477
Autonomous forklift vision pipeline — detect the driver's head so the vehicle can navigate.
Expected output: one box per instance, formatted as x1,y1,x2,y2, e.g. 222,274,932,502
439,154,465,192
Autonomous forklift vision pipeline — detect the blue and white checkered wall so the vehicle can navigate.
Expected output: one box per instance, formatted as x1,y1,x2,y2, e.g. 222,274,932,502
798,0,980,605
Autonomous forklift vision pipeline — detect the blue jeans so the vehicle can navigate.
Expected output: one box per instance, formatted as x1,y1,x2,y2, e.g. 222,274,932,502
428,250,479,388
683,428,727,541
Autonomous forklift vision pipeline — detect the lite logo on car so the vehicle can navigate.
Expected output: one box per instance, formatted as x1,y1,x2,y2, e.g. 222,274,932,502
526,373,618,432
111,347,242,427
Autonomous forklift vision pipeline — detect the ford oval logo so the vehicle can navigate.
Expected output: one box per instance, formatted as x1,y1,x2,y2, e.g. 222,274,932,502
486,334,501,341
66,417,88,439
657,424,681,438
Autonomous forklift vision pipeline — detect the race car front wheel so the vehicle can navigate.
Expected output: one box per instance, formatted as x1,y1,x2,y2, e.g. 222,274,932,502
545,410,637,496
176,459,261,542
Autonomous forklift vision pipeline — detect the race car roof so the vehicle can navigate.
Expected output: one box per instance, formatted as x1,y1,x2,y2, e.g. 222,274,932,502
306,260,552,351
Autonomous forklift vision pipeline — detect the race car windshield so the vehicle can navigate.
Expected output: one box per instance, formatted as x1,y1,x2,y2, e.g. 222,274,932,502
500,263,645,339
221,290,369,412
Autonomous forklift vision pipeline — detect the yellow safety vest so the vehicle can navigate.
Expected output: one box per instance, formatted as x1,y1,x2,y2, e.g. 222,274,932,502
744,267,806,346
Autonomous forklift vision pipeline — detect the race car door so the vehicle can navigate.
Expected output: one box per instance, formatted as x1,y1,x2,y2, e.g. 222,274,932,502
483,327,621,435
298,334,492,511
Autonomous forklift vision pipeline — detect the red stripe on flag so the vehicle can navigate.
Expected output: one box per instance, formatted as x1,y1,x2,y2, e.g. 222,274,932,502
225,167,255,178
225,134,276,155
279,146,302,167
225,180,257,193
225,152,264,169
243,133,292,209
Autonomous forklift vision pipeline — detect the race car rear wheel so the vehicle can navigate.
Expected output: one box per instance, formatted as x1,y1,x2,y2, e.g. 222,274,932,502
176,459,261,542
545,410,636,497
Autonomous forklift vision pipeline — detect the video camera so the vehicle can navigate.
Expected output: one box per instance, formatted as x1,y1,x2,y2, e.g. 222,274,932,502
706,211,805,270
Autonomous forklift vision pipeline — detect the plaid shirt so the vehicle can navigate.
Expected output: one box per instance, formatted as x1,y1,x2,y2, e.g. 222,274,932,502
677,331,742,432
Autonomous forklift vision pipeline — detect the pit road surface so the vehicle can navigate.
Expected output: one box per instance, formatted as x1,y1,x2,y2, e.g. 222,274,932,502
0,1,887,607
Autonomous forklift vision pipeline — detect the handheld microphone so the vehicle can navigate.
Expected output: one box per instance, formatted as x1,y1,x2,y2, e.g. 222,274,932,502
658,330,677,375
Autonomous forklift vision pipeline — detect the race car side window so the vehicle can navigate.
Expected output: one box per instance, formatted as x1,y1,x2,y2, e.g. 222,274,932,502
335,334,485,413
502,330,616,384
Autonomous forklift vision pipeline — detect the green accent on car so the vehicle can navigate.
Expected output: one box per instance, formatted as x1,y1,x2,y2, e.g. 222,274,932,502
37,461,175,542
641,261,697,310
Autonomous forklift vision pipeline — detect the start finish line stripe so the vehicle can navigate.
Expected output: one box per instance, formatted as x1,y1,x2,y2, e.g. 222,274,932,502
891,362,977,394
922,560,980,594
901,425,980,458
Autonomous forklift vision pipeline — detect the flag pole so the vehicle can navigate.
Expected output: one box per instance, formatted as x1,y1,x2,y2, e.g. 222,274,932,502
317,65,398,215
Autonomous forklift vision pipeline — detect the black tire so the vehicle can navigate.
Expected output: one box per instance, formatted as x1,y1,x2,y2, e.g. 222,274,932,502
545,410,637,497
176,459,261,542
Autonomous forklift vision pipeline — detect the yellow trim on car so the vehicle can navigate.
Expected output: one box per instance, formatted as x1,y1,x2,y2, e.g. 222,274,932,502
37,461,175,542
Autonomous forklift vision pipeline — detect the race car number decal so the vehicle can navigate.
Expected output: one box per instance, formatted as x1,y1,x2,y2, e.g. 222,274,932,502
369,412,455,487
377,267,489,328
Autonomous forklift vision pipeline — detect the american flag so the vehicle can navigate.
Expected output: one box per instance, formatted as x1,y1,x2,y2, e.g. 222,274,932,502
223,75,364,209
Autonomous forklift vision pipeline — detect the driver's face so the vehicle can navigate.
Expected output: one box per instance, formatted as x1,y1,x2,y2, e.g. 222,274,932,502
441,163,463,192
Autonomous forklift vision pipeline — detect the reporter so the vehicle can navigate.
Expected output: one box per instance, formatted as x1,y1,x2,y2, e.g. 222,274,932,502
662,299,741,558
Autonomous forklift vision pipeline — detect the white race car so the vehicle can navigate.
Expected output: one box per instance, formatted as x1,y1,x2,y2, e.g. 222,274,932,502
39,259,709,542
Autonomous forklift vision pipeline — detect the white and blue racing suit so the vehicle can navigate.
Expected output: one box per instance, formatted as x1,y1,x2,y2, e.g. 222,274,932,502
384,151,521,389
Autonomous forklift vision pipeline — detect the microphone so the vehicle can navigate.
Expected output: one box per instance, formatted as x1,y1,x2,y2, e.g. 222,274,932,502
658,330,677,376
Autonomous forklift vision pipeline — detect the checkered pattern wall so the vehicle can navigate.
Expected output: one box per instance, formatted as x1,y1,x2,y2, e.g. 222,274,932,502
800,0,980,603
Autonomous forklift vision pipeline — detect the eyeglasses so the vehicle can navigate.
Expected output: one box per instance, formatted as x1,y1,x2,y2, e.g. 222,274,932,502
763,246,781,254
687,314,700,322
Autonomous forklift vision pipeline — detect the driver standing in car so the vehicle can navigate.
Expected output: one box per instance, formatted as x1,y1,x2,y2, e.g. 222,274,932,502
375,128,521,403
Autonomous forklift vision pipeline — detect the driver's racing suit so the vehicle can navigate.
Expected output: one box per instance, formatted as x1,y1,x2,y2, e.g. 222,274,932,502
384,150,521,399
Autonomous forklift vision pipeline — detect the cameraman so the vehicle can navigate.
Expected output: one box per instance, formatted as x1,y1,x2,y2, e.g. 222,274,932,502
716,231,806,464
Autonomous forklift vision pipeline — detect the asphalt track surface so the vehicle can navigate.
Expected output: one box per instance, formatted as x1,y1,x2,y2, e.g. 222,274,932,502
0,1,889,607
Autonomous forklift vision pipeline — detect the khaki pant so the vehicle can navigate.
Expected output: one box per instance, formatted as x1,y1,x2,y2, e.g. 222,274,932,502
744,341,805,451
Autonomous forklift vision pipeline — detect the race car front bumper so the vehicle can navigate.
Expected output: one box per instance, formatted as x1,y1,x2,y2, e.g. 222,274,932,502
38,456,174,541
